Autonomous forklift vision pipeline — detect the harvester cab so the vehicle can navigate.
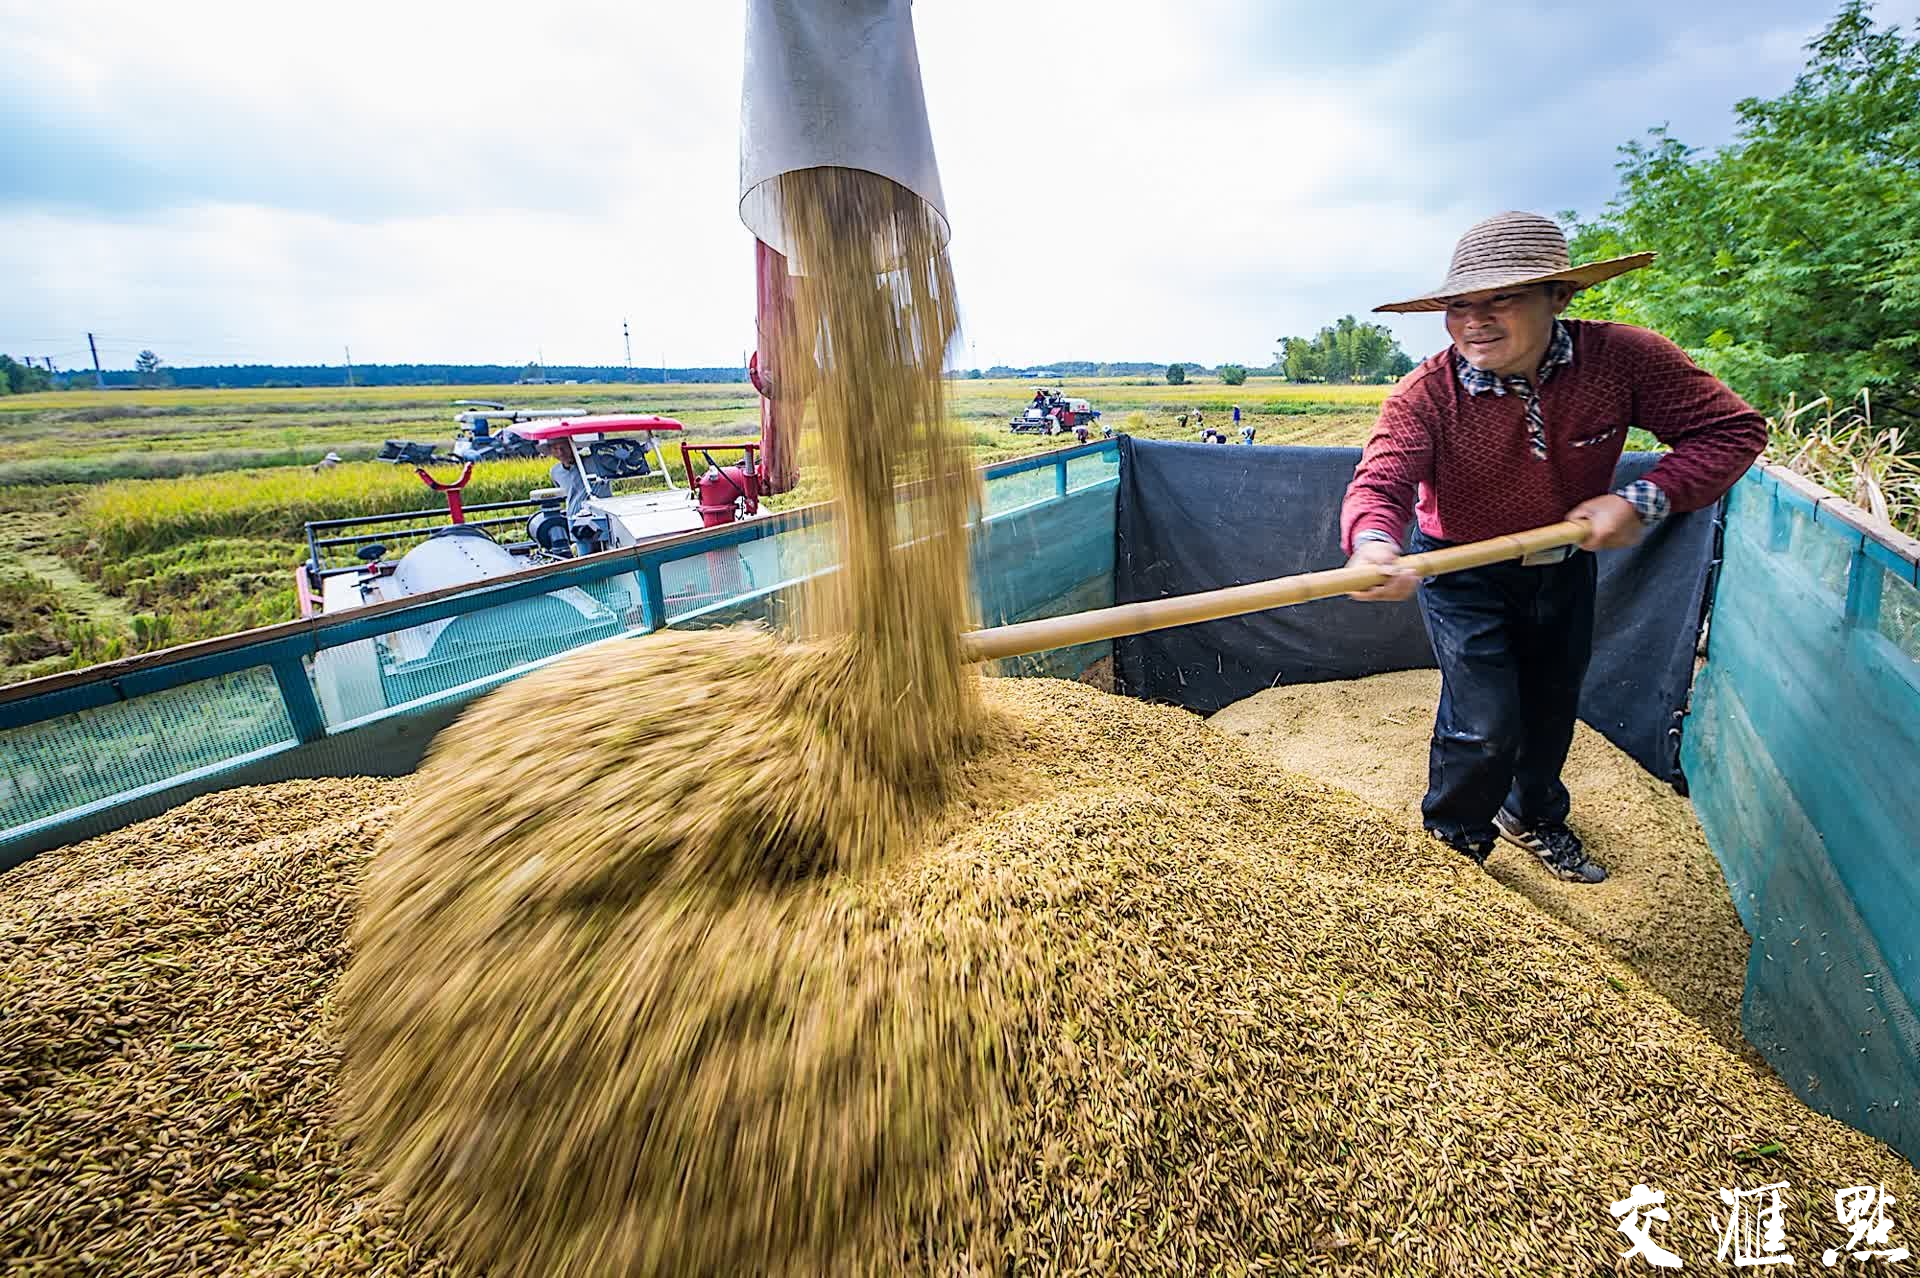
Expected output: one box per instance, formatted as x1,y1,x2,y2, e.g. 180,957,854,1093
515,415,759,553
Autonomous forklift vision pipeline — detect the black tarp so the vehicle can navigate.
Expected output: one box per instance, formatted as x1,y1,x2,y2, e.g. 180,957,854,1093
1111,438,1721,786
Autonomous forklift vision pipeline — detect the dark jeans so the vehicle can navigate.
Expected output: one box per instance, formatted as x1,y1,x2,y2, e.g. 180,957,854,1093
1411,529,1596,845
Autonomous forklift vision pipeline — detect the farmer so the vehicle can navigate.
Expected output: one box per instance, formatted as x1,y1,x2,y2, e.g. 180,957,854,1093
540,435,600,556
1340,211,1766,882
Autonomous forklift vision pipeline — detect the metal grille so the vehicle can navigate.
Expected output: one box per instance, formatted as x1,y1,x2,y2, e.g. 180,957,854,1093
314,575,645,725
0,668,295,836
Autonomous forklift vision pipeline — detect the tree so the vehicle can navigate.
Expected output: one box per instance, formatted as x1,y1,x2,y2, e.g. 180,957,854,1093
1275,318,1410,383
1166,363,1187,385
1219,364,1248,386
135,349,166,387
1565,0,1920,422
0,355,52,395
1280,336,1320,382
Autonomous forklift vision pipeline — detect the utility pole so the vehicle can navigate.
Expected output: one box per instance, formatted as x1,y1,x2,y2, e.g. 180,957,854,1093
344,346,355,388
623,319,633,376
88,332,104,388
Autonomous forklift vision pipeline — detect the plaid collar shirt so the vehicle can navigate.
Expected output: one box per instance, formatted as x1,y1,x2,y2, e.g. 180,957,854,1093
1453,320,1575,461
1449,319,1669,527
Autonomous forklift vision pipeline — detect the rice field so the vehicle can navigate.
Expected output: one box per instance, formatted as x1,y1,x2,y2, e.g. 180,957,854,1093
0,377,1381,485
0,378,1385,684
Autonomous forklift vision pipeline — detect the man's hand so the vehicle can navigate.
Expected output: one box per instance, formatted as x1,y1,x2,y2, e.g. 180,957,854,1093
1346,540,1416,602
1566,494,1647,551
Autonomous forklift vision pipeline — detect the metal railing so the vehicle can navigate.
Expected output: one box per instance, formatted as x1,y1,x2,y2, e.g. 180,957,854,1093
0,439,1121,860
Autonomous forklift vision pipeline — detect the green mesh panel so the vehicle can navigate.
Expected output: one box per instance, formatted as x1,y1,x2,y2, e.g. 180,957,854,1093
1065,447,1120,493
985,466,1056,516
0,667,295,835
974,474,1118,679
1682,470,1920,1162
2,445,1125,861
661,519,836,623
315,575,642,722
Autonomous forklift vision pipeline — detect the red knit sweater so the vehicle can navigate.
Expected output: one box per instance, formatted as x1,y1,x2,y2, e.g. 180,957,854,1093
1340,321,1767,554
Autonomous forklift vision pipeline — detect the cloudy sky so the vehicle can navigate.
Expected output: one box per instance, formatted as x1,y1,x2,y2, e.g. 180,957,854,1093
1,0,1906,373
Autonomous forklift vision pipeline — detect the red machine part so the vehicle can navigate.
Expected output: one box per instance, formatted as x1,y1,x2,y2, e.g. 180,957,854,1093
518,415,685,441
751,239,803,496
414,462,476,524
681,442,764,528
293,567,320,617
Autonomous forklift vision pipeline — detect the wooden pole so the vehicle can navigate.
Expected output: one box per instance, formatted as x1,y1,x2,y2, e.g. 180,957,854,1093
960,520,1589,664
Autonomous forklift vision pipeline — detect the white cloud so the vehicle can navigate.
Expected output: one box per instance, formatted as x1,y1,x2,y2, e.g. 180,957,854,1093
3,0,1914,370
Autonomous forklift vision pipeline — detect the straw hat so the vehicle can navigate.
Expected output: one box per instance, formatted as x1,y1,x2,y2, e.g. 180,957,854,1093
1373,211,1654,314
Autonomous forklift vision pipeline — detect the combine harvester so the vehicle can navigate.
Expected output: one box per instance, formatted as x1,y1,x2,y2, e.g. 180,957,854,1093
296,415,781,717
1,0,1916,1190
1010,388,1101,436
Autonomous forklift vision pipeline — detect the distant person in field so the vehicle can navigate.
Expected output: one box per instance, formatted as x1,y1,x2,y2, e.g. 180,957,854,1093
1340,211,1765,883
1232,404,1242,429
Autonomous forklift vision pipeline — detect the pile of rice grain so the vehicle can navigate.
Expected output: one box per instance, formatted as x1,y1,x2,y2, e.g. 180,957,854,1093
1210,668,1757,1063
5,683,1916,1276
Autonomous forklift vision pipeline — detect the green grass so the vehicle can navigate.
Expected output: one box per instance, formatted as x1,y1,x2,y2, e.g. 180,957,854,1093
0,568,176,684
74,459,559,559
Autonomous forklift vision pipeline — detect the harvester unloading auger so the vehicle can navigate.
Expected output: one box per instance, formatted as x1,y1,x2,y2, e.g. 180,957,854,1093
740,0,951,501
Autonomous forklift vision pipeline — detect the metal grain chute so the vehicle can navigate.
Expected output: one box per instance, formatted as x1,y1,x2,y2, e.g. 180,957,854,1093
738,0,948,257
739,0,947,496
